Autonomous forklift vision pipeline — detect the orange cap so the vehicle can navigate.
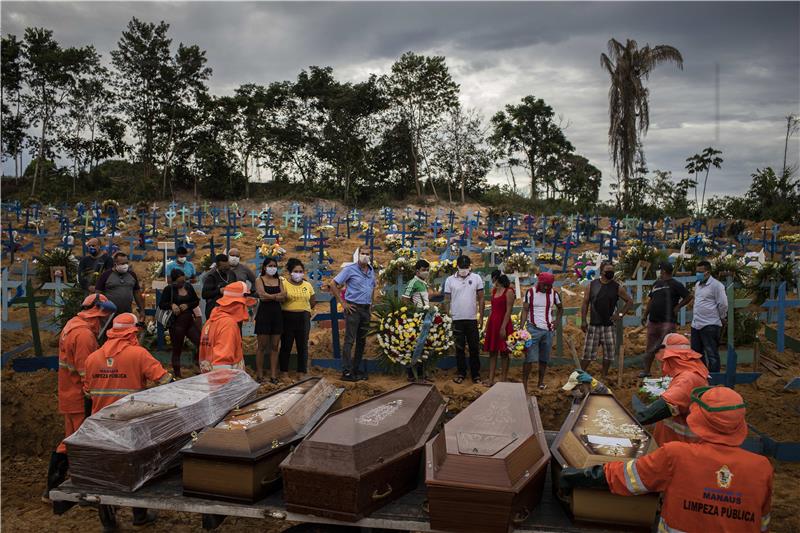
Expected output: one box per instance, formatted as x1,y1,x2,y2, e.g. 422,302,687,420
686,386,748,446
216,281,257,307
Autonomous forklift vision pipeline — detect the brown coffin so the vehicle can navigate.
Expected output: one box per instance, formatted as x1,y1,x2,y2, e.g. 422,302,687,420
425,383,550,533
64,370,259,492
280,383,446,522
181,377,343,503
550,392,660,528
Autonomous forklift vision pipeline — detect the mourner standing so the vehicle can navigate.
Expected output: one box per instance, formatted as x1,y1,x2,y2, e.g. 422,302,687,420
561,386,773,533
580,261,633,378
444,255,485,385
333,248,376,382
483,274,515,386
635,333,709,445
691,260,728,372
227,247,257,289
254,257,285,384
95,252,145,319
159,270,201,378
78,237,113,292
520,272,562,391
165,246,197,282
83,313,171,530
199,281,257,372
640,262,692,377
278,258,316,379
402,259,433,382
201,254,234,320
45,294,115,502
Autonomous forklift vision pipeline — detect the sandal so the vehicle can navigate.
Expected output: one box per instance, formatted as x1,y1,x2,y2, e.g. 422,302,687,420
453,375,465,384
269,377,279,385
538,384,547,390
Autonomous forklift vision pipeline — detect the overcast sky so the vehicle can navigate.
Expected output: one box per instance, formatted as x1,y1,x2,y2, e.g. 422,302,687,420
3,1,799,200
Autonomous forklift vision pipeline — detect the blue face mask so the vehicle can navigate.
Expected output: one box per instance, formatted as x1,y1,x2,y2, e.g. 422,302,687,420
88,246,98,255
695,272,705,283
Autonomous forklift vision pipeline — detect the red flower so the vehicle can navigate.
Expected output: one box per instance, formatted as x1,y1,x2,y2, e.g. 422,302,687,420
433,315,443,325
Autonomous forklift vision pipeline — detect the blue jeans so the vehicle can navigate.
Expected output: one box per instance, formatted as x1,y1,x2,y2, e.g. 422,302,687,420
691,325,722,372
525,325,553,364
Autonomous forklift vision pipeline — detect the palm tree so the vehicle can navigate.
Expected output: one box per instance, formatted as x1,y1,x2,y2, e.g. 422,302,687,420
601,38,683,211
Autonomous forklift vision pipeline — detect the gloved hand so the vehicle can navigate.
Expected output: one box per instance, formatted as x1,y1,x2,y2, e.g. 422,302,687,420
559,465,609,492
575,370,594,384
635,397,673,425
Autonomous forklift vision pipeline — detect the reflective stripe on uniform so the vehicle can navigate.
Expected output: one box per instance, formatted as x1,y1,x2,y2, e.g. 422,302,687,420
58,360,77,371
624,460,649,494
90,389,137,396
658,517,687,533
761,513,770,532
662,418,697,438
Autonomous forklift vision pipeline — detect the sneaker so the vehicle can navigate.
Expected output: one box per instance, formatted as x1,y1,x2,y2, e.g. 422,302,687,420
341,372,357,382
356,372,368,381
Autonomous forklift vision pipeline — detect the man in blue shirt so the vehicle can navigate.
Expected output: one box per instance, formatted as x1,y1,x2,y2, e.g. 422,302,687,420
333,249,376,381
165,246,197,282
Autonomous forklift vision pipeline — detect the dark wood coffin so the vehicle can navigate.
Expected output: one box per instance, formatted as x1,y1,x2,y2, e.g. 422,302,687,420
550,392,659,528
280,383,446,522
181,377,343,503
425,383,550,533
65,369,258,492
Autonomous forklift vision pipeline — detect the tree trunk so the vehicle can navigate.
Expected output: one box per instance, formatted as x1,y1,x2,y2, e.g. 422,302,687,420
411,137,421,196
419,144,439,201
244,152,250,198
783,116,792,175
32,113,48,197
162,119,175,198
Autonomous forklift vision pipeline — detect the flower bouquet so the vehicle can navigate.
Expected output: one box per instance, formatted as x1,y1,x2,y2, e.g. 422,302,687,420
371,298,453,368
783,233,800,243
429,259,457,279
378,256,418,283
315,224,334,234
573,251,606,284
482,243,506,261
384,233,403,252
537,252,562,264
506,329,532,359
260,243,286,259
101,199,120,215
395,247,419,260
504,252,535,274
431,236,448,253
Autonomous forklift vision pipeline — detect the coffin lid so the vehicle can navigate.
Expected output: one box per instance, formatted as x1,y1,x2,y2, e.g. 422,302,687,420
551,392,657,469
183,377,342,460
285,383,444,476
426,382,550,490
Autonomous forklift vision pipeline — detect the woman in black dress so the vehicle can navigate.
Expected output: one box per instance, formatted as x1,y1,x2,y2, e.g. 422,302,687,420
158,269,201,377
254,257,286,383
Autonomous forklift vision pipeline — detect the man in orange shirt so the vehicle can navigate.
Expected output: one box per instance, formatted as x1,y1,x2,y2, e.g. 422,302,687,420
83,313,171,529
199,281,256,373
635,333,710,444
561,386,773,533
45,294,116,501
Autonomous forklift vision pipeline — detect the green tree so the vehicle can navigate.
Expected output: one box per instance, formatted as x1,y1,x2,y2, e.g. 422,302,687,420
432,106,491,203
382,52,459,198
601,38,683,210
685,147,723,216
490,95,573,199
1,34,27,178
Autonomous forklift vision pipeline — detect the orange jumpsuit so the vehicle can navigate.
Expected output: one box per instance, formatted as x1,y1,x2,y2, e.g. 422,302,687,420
56,315,100,453
84,335,169,414
199,303,246,373
605,441,773,533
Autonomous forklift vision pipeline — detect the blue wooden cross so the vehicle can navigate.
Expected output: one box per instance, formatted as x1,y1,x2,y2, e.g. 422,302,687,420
149,209,159,237
446,210,456,233
222,226,237,252
210,206,222,227
762,282,800,353
325,207,337,224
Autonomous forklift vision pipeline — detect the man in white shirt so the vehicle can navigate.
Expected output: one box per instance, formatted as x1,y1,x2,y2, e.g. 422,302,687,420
444,255,485,384
690,260,728,372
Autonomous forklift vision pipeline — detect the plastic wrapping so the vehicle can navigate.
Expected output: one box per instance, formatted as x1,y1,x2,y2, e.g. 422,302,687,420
65,369,258,492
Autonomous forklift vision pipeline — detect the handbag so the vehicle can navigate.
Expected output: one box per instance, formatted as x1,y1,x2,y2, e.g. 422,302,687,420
155,307,175,329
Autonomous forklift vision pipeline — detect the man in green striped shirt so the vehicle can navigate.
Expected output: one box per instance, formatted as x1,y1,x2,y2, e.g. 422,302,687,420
402,259,431,381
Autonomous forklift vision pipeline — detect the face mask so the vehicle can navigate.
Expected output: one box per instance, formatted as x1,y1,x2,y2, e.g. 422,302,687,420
265,266,278,276
457,268,470,277
359,254,370,265
177,256,186,264
418,271,430,279
116,264,130,274
695,272,706,283
603,271,615,280
229,256,240,266
88,246,98,255
175,281,185,288
291,272,304,282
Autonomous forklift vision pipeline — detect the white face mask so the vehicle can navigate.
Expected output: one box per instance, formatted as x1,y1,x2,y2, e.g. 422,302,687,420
418,271,430,279
265,266,278,276
228,256,240,266
177,256,186,264
291,272,304,282
359,254,370,265
457,268,470,277
116,264,130,273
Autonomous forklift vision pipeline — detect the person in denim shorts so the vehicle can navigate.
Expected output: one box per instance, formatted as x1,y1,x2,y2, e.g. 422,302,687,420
519,272,562,391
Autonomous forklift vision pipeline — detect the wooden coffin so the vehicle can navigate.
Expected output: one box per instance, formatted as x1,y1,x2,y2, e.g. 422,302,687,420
65,369,258,492
550,392,659,528
425,383,550,533
281,383,446,521
181,377,343,503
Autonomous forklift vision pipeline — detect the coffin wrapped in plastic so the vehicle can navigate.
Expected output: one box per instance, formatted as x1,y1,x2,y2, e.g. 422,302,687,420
65,369,258,492
182,377,343,503
425,383,551,533
550,392,659,528
281,383,446,521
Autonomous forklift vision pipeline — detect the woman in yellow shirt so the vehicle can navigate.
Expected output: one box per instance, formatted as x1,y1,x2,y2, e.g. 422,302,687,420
279,258,316,378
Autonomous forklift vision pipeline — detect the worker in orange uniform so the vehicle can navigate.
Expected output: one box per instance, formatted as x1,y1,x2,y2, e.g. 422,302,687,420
199,281,256,373
560,386,773,533
83,313,172,530
635,332,710,444
44,294,116,502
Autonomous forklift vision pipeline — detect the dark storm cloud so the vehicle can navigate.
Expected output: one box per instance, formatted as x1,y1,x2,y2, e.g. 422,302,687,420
3,1,799,198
